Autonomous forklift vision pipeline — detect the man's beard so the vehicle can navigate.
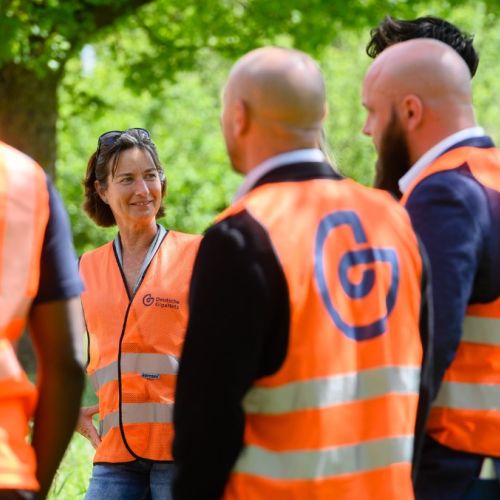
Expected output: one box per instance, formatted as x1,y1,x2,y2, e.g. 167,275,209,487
374,111,411,199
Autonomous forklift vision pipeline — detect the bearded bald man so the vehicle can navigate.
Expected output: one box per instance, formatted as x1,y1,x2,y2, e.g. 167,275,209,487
173,46,432,500
363,39,500,499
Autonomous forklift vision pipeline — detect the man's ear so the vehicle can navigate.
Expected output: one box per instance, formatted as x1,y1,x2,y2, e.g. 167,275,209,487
94,180,108,204
233,99,249,136
400,94,423,131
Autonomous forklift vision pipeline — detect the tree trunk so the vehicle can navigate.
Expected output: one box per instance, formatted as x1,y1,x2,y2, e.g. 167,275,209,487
0,63,62,178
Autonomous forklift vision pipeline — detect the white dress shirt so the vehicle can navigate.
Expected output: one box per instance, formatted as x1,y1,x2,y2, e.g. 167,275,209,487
398,127,485,194
233,149,326,202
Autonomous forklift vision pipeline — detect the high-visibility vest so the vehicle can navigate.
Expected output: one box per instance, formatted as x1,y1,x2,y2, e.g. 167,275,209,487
219,176,423,499
401,146,500,456
80,230,201,463
0,141,50,490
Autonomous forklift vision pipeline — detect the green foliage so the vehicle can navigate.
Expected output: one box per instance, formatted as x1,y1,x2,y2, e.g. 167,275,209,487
322,33,375,184
57,0,500,255
3,0,499,179
95,0,424,93
5,0,498,83
0,1,152,73
47,433,94,499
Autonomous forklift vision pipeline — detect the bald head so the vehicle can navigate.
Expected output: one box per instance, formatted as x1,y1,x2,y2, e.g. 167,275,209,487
365,38,472,110
362,39,476,167
225,47,326,135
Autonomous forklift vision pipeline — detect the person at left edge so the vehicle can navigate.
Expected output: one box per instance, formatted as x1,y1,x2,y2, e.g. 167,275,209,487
0,141,85,500
77,129,201,500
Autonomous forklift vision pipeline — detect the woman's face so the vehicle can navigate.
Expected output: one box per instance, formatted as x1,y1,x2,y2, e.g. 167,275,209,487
97,147,162,230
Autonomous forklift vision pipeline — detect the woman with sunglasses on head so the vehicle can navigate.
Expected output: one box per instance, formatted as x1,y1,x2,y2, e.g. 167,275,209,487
77,128,201,500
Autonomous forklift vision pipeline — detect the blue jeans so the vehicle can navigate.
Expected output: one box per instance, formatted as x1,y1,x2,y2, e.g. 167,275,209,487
85,461,175,500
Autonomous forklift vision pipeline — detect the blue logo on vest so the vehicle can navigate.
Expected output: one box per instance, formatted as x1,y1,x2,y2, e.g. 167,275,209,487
314,210,399,341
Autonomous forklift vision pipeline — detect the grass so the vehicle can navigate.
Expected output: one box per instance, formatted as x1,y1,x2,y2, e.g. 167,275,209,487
48,434,94,499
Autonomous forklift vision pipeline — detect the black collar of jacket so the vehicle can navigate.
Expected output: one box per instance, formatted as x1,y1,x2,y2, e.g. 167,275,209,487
251,162,343,192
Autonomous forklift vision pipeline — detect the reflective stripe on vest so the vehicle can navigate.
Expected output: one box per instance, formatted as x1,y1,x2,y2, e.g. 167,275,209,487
401,146,500,456
243,365,421,415
462,315,500,345
234,435,414,480
100,402,174,437
434,309,500,414
80,231,201,463
219,176,423,499
433,381,500,411
0,142,49,491
89,353,179,392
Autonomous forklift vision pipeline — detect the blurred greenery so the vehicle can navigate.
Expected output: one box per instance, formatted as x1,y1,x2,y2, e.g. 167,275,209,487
48,434,94,500
5,0,487,76
0,0,443,174
56,1,500,253
2,0,498,174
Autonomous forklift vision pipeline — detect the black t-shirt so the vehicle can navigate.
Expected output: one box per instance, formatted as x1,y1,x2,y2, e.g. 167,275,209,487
33,175,83,303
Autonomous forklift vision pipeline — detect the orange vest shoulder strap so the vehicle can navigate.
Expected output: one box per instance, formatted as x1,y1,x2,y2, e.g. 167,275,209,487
216,199,247,224
401,146,500,205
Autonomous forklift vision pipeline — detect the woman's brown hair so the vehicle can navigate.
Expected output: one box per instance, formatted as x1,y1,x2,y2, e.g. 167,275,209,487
83,129,167,227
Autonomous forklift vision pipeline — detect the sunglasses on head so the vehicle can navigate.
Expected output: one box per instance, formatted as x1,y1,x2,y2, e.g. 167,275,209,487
96,128,151,156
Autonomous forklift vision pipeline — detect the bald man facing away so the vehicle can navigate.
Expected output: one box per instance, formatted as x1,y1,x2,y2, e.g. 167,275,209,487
363,39,500,499
173,46,432,499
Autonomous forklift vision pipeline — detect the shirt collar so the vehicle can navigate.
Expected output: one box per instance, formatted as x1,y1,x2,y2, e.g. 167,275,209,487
233,148,325,202
114,223,167,295
398,127,485,194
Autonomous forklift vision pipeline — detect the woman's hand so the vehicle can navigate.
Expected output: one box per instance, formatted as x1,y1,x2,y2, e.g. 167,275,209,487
76,404,101,449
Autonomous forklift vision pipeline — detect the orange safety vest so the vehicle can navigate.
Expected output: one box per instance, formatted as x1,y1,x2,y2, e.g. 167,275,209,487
401,146,500,456
80,231,201,463
0,142,50,490
219,177,423,500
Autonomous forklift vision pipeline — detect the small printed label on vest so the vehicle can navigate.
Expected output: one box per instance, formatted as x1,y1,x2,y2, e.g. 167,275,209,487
142,293,180,310
142,373,160,380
